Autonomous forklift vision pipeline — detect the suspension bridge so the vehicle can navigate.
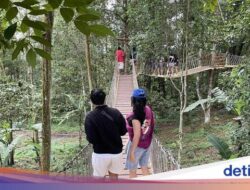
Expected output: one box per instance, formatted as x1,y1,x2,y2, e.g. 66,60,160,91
0,52,245,181
58,52,245,179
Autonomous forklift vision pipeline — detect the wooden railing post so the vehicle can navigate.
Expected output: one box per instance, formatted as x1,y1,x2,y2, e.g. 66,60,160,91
225,51,229,66
198,49,202,67
211,44,216,67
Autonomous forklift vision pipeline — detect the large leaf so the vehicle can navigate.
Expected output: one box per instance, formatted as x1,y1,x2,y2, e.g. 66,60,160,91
23,17,50,31
183,99,208,113
30,35,52,47
26,48,36,67
211,87,228,103
20,21,29,33
34,48,52,60
31,123,42,132
207,134,232,159
75,14,100,21
4,23,17,40
60,8,74,23
0,0,11,9
48,0,63,9
89,25,114,37
6,7,18,21
2,135,23,166
12,39,27,59
14,0,39,9
74,20,90,36
64,0,92,7
29,9,48,15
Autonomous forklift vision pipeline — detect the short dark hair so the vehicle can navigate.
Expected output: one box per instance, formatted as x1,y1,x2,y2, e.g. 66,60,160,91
118,47,121,50
90,89,106,105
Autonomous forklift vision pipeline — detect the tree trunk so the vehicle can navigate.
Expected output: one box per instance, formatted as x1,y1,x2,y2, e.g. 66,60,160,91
79,66,87,147
0,51,6,77
9,120,14,166
178,109,183,166
204,69,214,124
84,35,93,110
41,12,54,173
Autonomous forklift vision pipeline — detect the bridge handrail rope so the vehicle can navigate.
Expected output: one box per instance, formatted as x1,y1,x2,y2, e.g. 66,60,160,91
132,61,139,89
106,63,119,107
59,64,119,176
59,143,93,176
151,136,180,173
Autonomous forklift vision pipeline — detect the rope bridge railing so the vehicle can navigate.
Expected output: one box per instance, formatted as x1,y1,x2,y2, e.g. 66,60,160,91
59,64,119,176
150,136,180,173
132,61,139,89
140,53,245,77
58,143,93,176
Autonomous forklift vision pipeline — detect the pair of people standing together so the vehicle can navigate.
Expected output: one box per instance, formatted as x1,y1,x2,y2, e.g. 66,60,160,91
85,88,155,179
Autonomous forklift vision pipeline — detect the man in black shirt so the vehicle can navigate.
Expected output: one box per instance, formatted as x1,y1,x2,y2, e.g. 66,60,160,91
85,89,127,179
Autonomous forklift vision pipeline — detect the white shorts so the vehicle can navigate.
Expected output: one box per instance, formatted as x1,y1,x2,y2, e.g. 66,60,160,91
118,62,124,70
92,152,123,177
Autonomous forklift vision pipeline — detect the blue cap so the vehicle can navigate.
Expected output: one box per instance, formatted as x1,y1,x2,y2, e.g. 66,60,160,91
132,88,146,99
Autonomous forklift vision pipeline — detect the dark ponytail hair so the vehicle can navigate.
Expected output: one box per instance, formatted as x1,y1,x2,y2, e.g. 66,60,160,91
131,97,147,125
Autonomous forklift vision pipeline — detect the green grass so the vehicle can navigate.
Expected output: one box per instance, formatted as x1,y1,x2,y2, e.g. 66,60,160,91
52,121,80,133
156,110,238,168
15,137,86,171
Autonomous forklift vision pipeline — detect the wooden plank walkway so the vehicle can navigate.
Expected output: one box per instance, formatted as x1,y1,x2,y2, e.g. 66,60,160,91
114,74,152,179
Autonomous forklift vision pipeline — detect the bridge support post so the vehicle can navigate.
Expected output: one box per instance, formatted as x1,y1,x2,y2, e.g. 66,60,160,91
198,49,202,66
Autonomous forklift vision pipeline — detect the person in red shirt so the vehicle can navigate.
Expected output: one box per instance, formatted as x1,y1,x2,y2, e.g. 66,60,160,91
115,47,125,74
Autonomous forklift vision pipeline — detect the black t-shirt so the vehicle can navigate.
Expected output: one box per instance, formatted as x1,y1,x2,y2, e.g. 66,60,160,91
84,105,127,154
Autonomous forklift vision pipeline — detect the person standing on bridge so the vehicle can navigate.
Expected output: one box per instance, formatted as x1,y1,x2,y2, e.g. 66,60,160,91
125,88,155,178
115,47,125,74
85,89,127,179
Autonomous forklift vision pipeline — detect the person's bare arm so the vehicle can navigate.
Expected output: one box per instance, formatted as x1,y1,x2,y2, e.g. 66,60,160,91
129,119,141,162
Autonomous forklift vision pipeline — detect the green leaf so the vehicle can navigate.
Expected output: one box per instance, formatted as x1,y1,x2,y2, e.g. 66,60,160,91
6,7,18,21
14,0,39,10
14,0,39,9
33,29,43,37
30,35,52,47
23,17,49,31
48,0,63,9
3,135,23,165
60,8,74,23
34,48,52,60
74,20,90,36
26,48,36,67
64,0,89,7
4,23,17,40
29,9,48,15
75,14,100,21
0,0,11,9
89,25,114,37
207,134,232,159
76,6,100,15
12,39,27,59
184,99,208,113
20,22,29,33
43,3,53,11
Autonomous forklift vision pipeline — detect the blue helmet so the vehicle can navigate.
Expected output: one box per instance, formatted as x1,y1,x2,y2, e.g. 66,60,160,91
132,88,146,99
